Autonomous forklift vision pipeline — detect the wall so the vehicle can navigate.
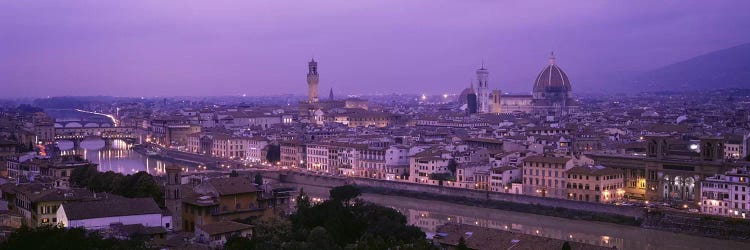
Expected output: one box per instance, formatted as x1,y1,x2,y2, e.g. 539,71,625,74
271,171,645,219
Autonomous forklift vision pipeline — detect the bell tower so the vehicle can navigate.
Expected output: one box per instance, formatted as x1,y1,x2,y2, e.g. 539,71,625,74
165,165,182,231
476,62,489,113
307,58,319,103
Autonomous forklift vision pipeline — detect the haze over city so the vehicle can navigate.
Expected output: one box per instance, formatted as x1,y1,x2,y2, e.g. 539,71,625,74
2,0,750,98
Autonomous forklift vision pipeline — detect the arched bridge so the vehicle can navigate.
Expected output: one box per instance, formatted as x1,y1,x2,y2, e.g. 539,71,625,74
54,121,114,128
55,126,139,148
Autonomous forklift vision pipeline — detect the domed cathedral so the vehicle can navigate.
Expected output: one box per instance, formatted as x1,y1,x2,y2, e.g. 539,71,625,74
531,52,577,115
493,52,578,116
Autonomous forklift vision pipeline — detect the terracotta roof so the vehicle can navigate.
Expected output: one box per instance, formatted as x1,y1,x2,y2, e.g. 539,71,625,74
61,197,161,220
522,156,571,165
533,61,572,93
208,177,259,196
566,166,623,176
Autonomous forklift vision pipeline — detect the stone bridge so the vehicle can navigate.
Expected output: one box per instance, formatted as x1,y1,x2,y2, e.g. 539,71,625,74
55,126,139,148
54,120,114,128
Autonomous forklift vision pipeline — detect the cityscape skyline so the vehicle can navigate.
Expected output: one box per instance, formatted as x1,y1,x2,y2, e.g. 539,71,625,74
2,1,750,98
1,2,750,248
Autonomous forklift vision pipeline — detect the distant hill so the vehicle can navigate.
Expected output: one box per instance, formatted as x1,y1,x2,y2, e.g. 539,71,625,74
623,43,750,92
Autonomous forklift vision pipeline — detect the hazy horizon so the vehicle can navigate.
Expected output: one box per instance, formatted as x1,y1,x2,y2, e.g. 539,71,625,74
2,1,750,98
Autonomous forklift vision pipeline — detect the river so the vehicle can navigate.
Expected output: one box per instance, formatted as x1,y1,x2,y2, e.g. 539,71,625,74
54,142,749,250
295,184,747,250
48,110,748,250
56,139,180,176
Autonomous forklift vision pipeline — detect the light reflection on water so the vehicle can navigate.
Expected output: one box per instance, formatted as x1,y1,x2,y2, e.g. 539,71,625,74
56,139,179,176
48,135,746,250
295,184,748,250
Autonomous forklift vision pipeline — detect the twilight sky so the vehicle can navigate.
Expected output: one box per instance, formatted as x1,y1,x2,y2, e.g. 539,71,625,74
1,0,749,98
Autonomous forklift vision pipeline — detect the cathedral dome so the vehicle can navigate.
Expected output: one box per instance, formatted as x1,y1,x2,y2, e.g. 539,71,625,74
533,53,572,93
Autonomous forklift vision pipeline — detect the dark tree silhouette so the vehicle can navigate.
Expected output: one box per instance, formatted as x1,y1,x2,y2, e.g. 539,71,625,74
562,241,572,250
329,185,361,206
1,225,148,250
254,173,264,186
265,144,281,163
447,159,458,174
458,236,469,250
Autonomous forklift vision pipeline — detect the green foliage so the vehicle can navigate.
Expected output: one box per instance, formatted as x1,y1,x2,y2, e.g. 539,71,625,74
0,225,149,250
254,173,264,186
71,165,165,207
329,185,361,205
236,185,432,249
224,235,254,250
291,186,428,249
447,159,458,174
457,236,468,250
230,170,239,177
562,241,572,250
266,144,281,163
296,188,312,210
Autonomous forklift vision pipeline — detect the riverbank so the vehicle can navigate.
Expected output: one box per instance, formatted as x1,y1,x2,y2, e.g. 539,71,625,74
360,186,641,226
131,144,202,168
292,183,750,250
642,210,750,242
272,171,750,243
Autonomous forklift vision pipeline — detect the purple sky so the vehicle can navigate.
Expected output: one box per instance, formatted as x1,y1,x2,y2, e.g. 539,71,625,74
1,1,749,98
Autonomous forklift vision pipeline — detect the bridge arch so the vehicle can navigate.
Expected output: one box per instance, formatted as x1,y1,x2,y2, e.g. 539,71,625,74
65,122,83,128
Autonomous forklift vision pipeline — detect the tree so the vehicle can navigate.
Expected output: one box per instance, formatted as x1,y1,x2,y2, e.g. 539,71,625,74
0,225,148,250
70,166,164,207
229,170,239,177
290,194,428,249
254,173,264,186
458,236,469,250
562,241,572,250
224,235,254,250
306,226,341,250
329,185,361,206
296,188,312,210
447,159,458,174
266,144,281,163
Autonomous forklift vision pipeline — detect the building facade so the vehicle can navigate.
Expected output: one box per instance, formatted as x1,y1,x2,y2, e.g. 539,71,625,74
565,165,625,203
700,167,750,218
522,156,574,199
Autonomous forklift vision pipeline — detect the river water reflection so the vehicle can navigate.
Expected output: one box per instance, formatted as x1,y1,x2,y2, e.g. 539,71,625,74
56,139,181,176
50,139,747,250
296,185,748,250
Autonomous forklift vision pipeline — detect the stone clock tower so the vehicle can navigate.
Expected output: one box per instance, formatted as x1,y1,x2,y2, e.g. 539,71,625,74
307,58,319,103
